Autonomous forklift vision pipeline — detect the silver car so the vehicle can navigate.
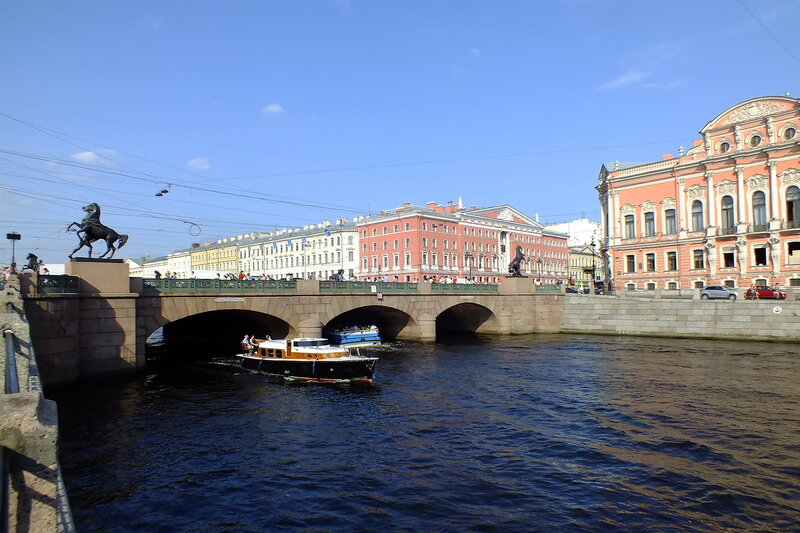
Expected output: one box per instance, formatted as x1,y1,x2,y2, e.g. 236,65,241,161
700,285,737,300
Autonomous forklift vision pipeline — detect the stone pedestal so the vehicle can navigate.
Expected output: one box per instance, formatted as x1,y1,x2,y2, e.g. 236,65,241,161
499,276,534,295
66,259,129,294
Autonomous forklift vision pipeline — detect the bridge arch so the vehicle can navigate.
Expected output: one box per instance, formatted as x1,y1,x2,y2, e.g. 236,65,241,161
435,302,500,335
322,304,415,341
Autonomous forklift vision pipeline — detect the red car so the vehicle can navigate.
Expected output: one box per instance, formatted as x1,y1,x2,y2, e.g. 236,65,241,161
745,286,787,300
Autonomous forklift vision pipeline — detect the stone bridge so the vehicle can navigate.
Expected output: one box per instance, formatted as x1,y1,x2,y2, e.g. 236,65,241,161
22,262,564,386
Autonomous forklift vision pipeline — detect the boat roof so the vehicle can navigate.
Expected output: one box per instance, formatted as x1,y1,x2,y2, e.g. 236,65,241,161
257,337,348,351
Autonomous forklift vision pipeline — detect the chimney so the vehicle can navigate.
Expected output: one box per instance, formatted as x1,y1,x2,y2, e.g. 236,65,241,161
426,202,436,210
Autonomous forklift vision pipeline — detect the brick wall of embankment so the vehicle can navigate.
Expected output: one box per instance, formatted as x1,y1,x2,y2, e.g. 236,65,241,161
559,296,800,343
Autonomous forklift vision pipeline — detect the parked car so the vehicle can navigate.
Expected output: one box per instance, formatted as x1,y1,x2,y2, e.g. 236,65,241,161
565,287,580,294
745,286,787,300
700,285,738,300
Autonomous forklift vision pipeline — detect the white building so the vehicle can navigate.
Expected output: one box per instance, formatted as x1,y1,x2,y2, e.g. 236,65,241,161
237,218,361,280
545,218,601,247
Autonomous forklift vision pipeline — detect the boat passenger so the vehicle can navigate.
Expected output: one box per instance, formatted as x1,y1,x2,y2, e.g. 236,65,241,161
242,335,252,354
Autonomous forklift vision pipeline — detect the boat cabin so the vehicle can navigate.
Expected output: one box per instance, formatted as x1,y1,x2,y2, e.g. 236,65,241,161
252,338,350,360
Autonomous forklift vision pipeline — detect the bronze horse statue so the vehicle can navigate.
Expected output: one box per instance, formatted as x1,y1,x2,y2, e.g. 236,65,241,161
508,245,525,277
23,253,43,273
67,203,129,259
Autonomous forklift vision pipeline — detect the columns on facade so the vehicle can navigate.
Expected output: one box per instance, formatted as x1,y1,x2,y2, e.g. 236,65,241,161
768,160,780,225
735,166,746,225
676,178,686,236
705,171,716,229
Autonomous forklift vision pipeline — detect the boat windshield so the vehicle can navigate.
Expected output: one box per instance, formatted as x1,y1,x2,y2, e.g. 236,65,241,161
293,339,328,348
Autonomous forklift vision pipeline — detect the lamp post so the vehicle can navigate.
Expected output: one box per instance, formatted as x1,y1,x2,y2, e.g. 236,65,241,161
7,232,21,271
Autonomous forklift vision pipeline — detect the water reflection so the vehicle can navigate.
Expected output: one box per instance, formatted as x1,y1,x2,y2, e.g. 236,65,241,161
50,334,800,532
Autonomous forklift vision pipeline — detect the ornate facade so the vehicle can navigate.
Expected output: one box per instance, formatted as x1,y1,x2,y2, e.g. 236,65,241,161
597,96,800,291
356,200,569,283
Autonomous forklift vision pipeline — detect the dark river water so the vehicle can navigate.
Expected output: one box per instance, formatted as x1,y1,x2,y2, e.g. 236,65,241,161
49,334,800,532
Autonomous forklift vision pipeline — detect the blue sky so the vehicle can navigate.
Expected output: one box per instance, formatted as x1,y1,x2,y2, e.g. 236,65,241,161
2,1,799,263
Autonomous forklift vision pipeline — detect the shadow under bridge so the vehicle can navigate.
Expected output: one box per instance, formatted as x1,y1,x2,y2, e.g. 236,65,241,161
156,309,291,360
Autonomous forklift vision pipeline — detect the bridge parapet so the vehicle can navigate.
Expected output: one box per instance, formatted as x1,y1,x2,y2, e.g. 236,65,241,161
2,273,74,532
141,278,298,294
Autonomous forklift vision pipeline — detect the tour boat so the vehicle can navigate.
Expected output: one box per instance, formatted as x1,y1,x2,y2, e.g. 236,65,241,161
326,325,381,347
237,337,379,384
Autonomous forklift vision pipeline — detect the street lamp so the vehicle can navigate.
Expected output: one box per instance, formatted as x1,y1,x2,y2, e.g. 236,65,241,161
7,232,21,271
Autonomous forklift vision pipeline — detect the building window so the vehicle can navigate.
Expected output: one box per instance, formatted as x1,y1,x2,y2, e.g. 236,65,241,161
721,195,735,230
720,141,731,153
785,127,797,140
691,201,704,232
664,209,676,235
752,191,767,228
723,249,735,268
693,249,704,269
644,212,655,237
646,282,656,290
754,247,767,266
393,239,399,249
646,253,655,271
667,251,677,271
787,186,800,226
404,238,410,247
405,222,410,230
372,243,377,252
750,135,762,147
624,215,635,239
625,255,636,273
667,281,678,290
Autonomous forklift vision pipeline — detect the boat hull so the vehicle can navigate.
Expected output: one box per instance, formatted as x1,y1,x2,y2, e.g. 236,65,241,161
237,354,378,383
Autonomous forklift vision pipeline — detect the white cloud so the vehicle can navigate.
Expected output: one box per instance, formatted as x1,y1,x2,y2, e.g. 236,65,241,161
261,103,285,115
597,41,689,91
597,70,649,91
70,149,118,166
187,157,211,170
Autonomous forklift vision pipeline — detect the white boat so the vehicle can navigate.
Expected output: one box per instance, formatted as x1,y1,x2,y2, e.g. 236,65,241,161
237,337,378,383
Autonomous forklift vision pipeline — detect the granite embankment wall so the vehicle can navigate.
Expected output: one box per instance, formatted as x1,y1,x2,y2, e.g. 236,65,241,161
559,295,800,343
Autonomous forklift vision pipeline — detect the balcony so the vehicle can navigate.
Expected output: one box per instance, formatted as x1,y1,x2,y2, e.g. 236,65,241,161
717,226,737,236
750,224,769,233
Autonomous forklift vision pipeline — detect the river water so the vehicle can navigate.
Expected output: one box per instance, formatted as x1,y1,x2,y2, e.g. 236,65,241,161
49,334,800,532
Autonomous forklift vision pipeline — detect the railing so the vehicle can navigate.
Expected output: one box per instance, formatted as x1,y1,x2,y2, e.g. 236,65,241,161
142,278,297,294
36,275,80,294
750,224,768,233
717,226,737,236
431,282,498,293
319,281,417,293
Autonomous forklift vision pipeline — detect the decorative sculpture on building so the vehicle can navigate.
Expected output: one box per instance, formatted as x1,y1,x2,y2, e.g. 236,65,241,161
507,245,525,277
67,203,129,259
23,253,43,273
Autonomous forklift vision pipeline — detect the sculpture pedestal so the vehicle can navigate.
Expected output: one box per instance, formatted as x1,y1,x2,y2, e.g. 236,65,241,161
499,276,533,295
66,260,130,294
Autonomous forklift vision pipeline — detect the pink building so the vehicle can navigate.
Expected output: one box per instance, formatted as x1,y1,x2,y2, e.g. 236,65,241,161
597,96,800,292
356,200,569,283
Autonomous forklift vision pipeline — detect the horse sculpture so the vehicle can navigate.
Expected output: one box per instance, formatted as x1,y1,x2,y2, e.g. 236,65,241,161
23,253,43,273
67,203,129,259
507,245,525,277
